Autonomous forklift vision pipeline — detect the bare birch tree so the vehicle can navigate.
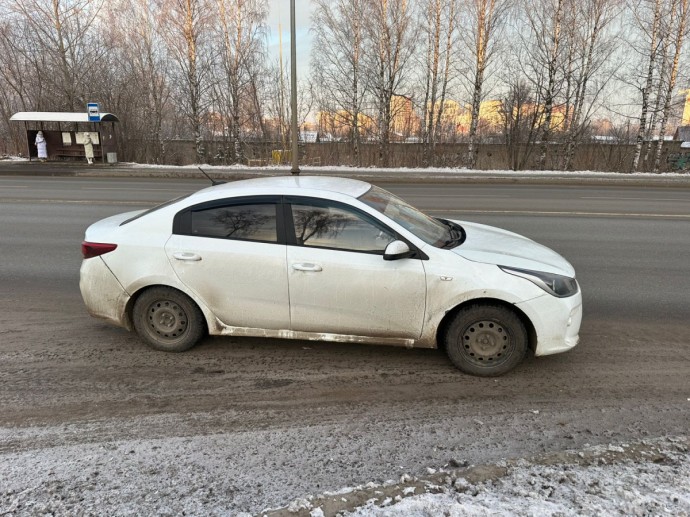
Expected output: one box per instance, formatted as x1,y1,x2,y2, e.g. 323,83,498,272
417,0,458,165
158,0,211,162
561,0,621,170
499,79,542,170
642,6,672,164
0,21,39,111
652,0,689,171
311,0,367,165
0,20,39,151
462,0,509,168
631,0,663,171
103,0,171,162
523,0,569,169
0,0,105,110
496,45,544,171
211,0,268,164
364,0,415,166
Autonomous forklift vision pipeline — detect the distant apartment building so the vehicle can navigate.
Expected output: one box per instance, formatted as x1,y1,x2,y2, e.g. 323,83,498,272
312,95,584,143
674,89,690,126
390,95,421,140
317,110,375,141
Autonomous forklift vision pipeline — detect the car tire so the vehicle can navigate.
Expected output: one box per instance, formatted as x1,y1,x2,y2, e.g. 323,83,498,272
132,287,205,352
444,304,527,376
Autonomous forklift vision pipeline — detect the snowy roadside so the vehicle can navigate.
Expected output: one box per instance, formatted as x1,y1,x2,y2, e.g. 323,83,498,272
121,162,690,182
2,157,690,185
266,436,689,517
3,433,686,516
124,161,690,176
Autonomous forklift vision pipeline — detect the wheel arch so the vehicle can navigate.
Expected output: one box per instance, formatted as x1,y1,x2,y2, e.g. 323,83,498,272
436,297,537,353
124,283,211,335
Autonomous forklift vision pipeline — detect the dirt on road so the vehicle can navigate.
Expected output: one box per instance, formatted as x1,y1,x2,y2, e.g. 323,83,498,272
1,283,688,513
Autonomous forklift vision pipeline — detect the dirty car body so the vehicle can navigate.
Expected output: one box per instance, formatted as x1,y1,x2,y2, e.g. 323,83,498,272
80,176,582,376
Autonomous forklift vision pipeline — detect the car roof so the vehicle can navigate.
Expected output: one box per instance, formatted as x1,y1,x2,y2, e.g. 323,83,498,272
194,175,372,200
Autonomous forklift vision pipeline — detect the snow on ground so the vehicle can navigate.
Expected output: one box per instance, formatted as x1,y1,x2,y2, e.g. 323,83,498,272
344,449,690,516
126,162,690,177
263,437,689,517
1,431,687,515
2,156,689,177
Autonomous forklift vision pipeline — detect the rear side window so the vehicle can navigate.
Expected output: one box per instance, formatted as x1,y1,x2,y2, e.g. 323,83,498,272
190,204,278,242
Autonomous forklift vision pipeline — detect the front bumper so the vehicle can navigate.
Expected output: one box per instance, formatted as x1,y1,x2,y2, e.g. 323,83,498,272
515,289,582,356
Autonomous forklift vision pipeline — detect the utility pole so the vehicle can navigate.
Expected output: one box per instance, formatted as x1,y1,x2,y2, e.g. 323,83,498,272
290,0,300,175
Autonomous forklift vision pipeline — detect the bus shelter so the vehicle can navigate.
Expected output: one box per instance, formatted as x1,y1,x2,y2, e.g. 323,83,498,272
10,111,119,163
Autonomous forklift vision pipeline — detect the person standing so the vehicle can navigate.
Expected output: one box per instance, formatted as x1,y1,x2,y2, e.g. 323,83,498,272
35,131,47,162
83,132,94,164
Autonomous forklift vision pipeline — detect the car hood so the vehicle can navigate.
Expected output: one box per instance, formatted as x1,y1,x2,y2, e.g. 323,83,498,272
449,220,575,277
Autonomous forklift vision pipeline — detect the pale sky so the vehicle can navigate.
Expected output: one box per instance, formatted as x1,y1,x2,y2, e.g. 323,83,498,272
266,1,313,77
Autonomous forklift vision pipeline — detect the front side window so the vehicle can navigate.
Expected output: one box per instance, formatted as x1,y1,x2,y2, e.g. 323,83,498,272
359,185,451,247
190,203,277,242
291,202,395,253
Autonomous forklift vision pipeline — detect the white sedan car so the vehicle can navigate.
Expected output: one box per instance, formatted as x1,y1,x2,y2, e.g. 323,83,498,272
80,176,582,376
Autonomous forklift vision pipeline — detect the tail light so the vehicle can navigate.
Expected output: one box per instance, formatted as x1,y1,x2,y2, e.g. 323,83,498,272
82,241,118,259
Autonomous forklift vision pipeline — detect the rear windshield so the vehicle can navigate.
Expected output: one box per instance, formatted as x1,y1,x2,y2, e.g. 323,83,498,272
120,194,190,226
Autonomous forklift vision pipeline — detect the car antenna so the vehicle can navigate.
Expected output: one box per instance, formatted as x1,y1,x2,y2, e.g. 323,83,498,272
198,166,226,186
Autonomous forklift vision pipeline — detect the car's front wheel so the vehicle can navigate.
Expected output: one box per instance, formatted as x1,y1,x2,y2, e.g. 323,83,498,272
132,287,205,352
444,304,527,376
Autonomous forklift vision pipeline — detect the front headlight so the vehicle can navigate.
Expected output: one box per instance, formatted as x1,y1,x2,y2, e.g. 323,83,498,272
500,266,579,298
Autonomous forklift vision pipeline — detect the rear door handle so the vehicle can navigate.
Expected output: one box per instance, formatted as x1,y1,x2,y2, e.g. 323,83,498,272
173,252,202,262
292,263,322,272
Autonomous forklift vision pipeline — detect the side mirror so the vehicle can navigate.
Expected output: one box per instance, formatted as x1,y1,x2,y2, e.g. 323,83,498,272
384,240,414,261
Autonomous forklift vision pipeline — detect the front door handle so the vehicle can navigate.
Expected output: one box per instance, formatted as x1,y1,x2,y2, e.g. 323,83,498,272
173,252,202,262
292,262,322,272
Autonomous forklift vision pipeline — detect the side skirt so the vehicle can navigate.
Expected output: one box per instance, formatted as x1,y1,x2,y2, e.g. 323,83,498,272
213,320,420,348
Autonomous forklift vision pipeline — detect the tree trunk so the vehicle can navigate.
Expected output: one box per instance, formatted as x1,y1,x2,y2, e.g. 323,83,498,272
434,0,456,148
537,0,564,170
564,1,606,171
644,19,672,165
632,0,662,172
654,0,688,172
466,64,484,168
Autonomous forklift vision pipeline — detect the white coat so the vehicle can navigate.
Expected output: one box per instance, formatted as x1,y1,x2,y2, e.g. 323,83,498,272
83,133,94,160
35,132,47,159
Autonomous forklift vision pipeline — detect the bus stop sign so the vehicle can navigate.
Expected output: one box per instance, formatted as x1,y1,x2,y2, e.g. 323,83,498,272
87,103,100,122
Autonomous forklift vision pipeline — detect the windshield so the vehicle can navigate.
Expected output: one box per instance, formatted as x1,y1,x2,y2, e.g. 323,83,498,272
359,186,460,248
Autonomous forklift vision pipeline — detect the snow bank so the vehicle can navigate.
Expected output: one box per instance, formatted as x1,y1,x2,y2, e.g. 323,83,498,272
267,437,689,517
344,454,690,516
126,162,690,177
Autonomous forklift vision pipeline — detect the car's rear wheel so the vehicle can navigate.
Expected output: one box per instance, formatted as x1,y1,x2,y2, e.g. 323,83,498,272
132,287,205,352
444,304,527,376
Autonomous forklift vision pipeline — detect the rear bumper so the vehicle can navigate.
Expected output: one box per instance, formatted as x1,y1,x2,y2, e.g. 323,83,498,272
515,290,582,357
79,257,131,329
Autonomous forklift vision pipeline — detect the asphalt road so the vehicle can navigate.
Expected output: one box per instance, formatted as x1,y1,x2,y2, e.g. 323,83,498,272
1,175,689,513
2,176,689,322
